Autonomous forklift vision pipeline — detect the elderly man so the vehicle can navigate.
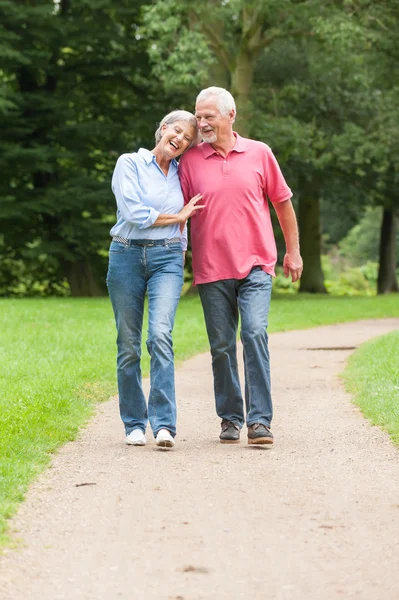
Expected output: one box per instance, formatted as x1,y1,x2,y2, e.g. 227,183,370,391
179,86,303,445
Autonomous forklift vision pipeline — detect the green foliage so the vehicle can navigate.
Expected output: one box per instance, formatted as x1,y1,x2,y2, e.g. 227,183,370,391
322,252,378,296
272,267,300,294
1,0,398,296
0,235,70,297
325,265,377,296
0,0,177,295
140,0,214,91
338,207,381,265
273,254,380,297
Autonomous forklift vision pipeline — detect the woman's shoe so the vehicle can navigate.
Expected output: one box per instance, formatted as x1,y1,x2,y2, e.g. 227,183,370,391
155,429,175,448
126,429,146,446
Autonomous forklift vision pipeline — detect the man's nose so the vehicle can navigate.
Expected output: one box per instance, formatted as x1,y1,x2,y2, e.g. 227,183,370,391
197,117,207,128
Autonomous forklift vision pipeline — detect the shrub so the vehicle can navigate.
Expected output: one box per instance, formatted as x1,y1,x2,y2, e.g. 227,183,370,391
0,241,70,297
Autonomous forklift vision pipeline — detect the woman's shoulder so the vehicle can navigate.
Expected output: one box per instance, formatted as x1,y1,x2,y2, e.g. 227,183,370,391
116,150,151,171
116,151,140,164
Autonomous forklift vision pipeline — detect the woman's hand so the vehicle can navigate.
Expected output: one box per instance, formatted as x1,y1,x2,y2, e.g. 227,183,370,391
178,194,205,223
153,194,205,228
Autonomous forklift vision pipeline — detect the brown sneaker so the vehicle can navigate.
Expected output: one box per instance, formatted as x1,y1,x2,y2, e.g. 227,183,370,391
219,420,240,444
247,424,273,445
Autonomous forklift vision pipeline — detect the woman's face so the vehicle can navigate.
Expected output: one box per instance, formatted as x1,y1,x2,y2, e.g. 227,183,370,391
160,120,197,159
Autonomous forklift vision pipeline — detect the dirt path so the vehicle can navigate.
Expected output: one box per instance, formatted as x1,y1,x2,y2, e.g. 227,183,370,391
1,319,399,600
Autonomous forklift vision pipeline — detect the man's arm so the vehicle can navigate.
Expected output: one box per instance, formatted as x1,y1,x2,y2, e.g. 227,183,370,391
272,199,303,282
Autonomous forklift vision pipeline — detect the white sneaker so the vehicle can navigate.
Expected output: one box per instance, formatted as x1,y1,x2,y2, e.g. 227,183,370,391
155,429,175,448
126,429,146,446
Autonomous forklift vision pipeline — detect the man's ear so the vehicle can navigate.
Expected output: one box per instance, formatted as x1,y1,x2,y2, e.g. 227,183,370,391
229,109,236,124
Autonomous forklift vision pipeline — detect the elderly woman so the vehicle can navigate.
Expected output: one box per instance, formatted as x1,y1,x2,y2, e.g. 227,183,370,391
107,110,203,449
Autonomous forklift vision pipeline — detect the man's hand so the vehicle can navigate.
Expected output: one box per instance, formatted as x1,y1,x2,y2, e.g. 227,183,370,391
283,251,303,282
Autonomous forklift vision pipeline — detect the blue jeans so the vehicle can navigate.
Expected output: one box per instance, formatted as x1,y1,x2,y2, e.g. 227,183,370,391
106,239,183,437
198,267,273,428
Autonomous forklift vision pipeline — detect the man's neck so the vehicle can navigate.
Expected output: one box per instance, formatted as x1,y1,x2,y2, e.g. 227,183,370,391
210,132,237,158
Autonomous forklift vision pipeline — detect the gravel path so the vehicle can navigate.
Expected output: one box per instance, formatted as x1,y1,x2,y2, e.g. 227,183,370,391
1,319,399,600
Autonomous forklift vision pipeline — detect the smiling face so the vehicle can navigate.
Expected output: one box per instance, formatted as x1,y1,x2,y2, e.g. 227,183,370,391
159,120,197,159
195,96,235,144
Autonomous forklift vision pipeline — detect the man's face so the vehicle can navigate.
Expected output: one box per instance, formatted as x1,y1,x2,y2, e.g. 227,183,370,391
195,96,234,144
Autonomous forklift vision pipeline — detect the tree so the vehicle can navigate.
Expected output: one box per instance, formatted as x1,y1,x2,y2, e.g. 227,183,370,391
0,0,162,295
313,0,399,293
141,0,399,295
141,0,317,135
141,0,331,291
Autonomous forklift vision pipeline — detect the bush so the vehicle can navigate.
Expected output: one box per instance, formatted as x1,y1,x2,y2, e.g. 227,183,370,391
272,267,300,294
323,253,377,296
0,242,70,297
272,256,378,296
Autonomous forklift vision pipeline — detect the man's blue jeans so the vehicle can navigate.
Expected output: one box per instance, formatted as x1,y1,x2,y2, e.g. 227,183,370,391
106,239,183,438
198,267,273,428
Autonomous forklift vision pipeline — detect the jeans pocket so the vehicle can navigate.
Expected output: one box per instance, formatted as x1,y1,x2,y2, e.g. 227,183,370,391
109,241,127,254
166,242,183,254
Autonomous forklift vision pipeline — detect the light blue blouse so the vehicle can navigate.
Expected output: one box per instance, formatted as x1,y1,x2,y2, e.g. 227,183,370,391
110,148,187,250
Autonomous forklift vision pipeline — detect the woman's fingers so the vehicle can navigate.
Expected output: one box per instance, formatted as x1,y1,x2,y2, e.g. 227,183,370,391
179,194,205,223
189,194,203,205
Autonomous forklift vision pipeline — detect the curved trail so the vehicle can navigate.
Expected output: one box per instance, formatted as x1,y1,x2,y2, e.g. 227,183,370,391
1,319,399,600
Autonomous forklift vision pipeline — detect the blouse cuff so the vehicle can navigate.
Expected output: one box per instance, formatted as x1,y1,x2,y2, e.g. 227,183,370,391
138,207,160,229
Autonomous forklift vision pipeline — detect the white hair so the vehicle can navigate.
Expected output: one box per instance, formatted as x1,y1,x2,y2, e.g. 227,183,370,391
155,110,199,148
196,86,236,119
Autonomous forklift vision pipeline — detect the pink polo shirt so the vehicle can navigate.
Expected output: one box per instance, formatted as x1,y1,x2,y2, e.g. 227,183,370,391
178,133,292,284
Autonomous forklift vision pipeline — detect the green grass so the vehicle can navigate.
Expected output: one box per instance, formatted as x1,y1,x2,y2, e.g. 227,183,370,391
267,293,399,332
0,293,399,546
343,330,399,445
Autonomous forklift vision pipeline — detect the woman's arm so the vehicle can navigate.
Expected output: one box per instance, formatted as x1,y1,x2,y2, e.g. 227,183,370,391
154,194,204,226
112,155,162,229
112,154,204,229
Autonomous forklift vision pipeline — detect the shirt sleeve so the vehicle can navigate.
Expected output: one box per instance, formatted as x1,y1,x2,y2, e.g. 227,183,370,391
264,146,292,204
178,156,191,205
111,154,160,229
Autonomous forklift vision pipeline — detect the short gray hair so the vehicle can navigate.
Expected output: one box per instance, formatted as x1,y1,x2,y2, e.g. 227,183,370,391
155,110,199,148
196,86,236,119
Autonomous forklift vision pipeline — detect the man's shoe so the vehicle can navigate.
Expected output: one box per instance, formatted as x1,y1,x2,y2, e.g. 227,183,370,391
156,429,175,448
126,429,146,446
219,420,240,444
247,423,273,445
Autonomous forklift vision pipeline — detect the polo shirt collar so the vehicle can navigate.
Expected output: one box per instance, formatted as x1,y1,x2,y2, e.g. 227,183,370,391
138,147,178,170
202,132,246,158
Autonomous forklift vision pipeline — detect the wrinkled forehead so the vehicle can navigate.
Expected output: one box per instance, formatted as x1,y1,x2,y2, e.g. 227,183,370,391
166,120,197,136
195,96,221,117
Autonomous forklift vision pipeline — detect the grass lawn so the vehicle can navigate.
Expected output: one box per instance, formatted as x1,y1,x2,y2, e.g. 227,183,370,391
0,292,399,546
343,330,399,445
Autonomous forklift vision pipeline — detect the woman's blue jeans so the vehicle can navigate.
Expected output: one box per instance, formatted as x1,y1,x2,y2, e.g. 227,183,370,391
106,239,183,438
198,267,273,429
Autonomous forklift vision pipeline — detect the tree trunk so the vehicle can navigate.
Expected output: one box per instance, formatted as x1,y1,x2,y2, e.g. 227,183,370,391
298,191,327,293
377,207,399,294
62,260,107,297
231,51,256,137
